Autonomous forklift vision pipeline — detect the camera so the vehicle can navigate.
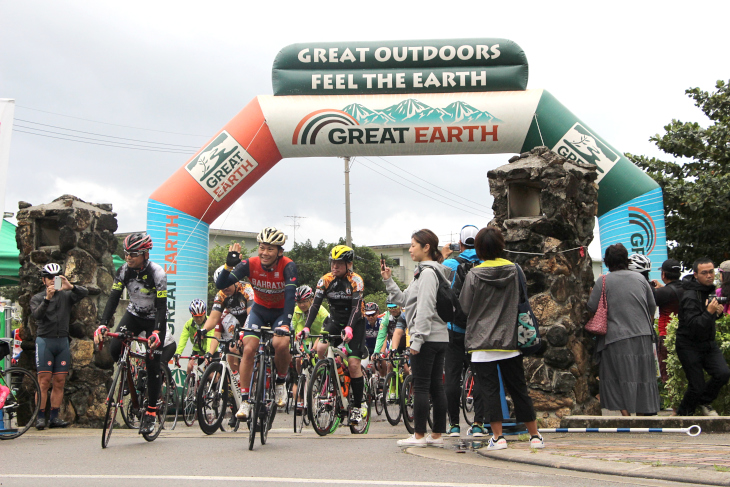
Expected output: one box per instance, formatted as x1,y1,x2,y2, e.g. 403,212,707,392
449,243,460,251
714,296,728,304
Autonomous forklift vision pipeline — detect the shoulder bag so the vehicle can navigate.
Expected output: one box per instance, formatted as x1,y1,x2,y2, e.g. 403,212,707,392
515,264,542,355
585,276,608,335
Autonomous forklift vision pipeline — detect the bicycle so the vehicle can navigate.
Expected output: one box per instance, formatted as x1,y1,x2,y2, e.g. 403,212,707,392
367,354,386,417
99,331,171,448
0,338,40,440
382,351,410,426
177,354,205,427
195,337,242,435
402,361,438,435
291,337,317,433
306,332,371,436
461,366,476,425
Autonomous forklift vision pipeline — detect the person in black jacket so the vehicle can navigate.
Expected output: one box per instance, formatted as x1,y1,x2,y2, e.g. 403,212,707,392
651,259,683,383
676,257,730,416
29,263,88,429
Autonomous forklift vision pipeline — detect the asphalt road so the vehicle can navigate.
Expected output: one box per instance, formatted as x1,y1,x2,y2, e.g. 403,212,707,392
0,412,701,487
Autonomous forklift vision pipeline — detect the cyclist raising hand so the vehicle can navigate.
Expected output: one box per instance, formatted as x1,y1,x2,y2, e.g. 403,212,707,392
304,245,367,425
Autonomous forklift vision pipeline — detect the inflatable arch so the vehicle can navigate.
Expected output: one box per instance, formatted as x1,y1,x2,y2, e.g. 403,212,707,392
147,39,667,334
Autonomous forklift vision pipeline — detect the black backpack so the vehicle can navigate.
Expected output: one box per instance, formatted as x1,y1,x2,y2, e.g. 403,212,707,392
415,265,459,323
451,256,478,327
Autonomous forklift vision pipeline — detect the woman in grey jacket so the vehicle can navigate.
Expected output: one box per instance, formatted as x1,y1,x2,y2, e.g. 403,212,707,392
459,226,544,450
382,229,449,447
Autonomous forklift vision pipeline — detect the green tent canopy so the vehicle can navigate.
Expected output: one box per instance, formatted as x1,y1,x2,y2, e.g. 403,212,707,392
0,220,20,286
112,254,124,271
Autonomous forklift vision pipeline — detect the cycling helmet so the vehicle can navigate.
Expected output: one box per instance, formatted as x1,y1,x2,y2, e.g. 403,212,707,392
330,245,354,263
213,265,225,283
295,285,313,302
213,265,238,288
628,253,652,273
257,227,287,246
189,299,207,317
40,263,62,277
364,302,379,315
123,233,153,253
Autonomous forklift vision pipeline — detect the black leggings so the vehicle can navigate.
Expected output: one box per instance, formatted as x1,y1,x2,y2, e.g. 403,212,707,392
472,355,536,424
109,312,165,410
409,342,447,435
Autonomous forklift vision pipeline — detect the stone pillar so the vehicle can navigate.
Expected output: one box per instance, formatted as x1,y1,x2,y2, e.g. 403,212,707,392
15,195,118,426
488,146,600,426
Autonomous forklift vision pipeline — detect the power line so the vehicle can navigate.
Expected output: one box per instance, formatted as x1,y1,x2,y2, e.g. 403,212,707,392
15,119,201,148
13,129,195,154
16,105,210,137
356,158,488,220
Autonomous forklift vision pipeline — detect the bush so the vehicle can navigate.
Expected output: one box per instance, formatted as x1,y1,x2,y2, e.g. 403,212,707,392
663,315,730,414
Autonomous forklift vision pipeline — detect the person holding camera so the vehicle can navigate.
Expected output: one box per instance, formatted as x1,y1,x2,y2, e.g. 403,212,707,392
30,263,88,429
676,258,730,416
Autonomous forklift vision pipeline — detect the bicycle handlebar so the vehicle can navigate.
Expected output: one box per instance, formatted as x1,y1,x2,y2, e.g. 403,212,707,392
98,331,148,351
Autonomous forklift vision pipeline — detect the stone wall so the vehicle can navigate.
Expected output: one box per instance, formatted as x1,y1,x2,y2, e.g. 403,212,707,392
15,195,118,427
488,146,601,426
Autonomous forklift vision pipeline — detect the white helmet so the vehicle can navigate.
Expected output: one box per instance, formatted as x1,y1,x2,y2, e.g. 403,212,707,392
628,253,652,273
41,263,62,277
257,227,286,246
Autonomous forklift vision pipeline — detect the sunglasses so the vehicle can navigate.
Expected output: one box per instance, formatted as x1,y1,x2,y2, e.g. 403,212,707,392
125,251,143,257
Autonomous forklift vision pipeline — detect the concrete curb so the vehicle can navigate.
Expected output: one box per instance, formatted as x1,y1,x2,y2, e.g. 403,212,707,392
477,447,730,486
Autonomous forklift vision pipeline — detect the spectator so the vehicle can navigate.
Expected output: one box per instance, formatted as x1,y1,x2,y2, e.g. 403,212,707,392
651,259,683,383
587,243,659,416
675,257,730,416
383,229,448,447
441,224,484,437
458,226,544,450
30,263,89,429
716,260,730,314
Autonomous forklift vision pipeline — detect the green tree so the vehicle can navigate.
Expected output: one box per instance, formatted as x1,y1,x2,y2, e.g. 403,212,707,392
627,80,730,266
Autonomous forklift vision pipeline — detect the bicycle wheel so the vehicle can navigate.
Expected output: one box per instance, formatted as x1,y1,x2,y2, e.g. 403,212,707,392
142,365,170,442
102,364,125,448
249,358,265,450
182,374,197,426
307,360,337,437
196,362,227,435
261,365,277,445
401,374,415,434
219,401,239,432
383,371,402,425
0,367,41,440
349,367,371,435
120,367,142,429
372,374,383,416
293,373,307,433
167,371,179,430
461,367,475,425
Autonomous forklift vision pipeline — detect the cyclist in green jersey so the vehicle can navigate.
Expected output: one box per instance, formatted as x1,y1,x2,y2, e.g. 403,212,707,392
173,299,211,376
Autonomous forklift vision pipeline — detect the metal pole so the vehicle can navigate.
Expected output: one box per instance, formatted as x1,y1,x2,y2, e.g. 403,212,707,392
539,425,702,436
344,157,352,247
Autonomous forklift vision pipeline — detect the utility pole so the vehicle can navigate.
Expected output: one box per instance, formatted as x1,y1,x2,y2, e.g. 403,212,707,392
344,156,352,247
284,215,307,244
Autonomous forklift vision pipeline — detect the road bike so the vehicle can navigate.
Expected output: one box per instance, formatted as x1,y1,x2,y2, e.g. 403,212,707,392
367,354,386,417
461,366,476,425
291,337,317,433
177,354,205,427
195,337,242,434
402,362,437,435
0,338,40,440
99,331,170,448
382,351,410,426
306,332,371,436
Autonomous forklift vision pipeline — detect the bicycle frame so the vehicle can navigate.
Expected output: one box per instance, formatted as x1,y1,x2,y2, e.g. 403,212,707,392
313,334,351,411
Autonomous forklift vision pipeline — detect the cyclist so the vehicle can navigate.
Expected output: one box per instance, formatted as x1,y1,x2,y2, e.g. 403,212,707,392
173,299,212,376
293,285,330,350
303,245,367,424
94,233,167,435
215,227,297,419
373,303,407,378
363,302,381,360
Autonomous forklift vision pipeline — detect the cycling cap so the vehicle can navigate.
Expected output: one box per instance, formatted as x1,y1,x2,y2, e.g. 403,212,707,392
460,225,479,248
257,227,287,246
628,253,652,273
123,233,153,253
189,299,207,316
364,302,379,315
330,245,354,263
41,263,62,277
295,285,313,302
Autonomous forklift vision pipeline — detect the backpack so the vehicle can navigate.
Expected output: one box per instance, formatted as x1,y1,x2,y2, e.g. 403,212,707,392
415,265,459,323
454,256,477,291
451,256,478,328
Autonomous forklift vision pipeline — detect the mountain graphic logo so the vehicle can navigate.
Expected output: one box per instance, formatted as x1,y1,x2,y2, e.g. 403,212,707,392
292,110,359,145
628,206,656,256
186,131,239,182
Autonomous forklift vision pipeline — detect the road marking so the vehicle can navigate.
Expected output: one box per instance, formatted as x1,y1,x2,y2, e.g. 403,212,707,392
2,474,537,487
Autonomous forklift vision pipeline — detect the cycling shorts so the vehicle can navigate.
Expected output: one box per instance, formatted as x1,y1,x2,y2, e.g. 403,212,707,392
323,316,368,359
36,337,71,374
242,304,290,340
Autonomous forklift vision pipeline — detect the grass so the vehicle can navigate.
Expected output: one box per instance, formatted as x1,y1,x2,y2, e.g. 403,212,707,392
517,433,530,441
714,465,730,472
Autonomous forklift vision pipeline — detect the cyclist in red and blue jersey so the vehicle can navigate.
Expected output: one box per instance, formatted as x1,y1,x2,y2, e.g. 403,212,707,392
215,227,297,420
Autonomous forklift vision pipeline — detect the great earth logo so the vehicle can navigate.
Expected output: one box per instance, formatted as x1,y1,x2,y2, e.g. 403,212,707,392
553,123,619,181
185,130,259,201
628,206,657,256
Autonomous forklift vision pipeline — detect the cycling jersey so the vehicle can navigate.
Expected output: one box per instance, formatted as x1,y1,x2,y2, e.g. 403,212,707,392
215,310,239,341
292,304,329,337
212,281,254,324
101,260,167,332
374,312,406,354
175,316,211,355
305,271,364,329
365,317,381,353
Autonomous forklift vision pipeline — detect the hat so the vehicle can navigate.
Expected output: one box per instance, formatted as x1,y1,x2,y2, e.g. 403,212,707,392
661,259,682,272
460,225,479,248
720,261,730,273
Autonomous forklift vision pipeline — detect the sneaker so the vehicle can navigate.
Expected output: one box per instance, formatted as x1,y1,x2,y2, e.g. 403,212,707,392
486,435,507,451
530,434,545,449
275,384,287,407
470,423,485,437
139,413,156,435
699,404,719,417
447,424,461,437
397,434,428,447
236,402,251,419
48,417,70,428
35,417,46,430
349,407,363,424
425,434,444,446
228,415,238,428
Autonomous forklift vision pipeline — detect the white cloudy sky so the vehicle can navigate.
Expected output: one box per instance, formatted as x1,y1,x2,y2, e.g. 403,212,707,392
2,1,728,258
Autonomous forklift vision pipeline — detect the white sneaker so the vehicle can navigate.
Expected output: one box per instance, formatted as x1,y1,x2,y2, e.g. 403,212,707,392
275,383,287,407
530,435,545,449
425,434,444,447
699,404,719,417
397,434,428,447
487,435,507,451
236,402,251,419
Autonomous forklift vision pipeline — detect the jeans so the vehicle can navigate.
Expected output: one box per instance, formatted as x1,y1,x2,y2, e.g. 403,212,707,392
676,339,730,415
409,341,447,435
